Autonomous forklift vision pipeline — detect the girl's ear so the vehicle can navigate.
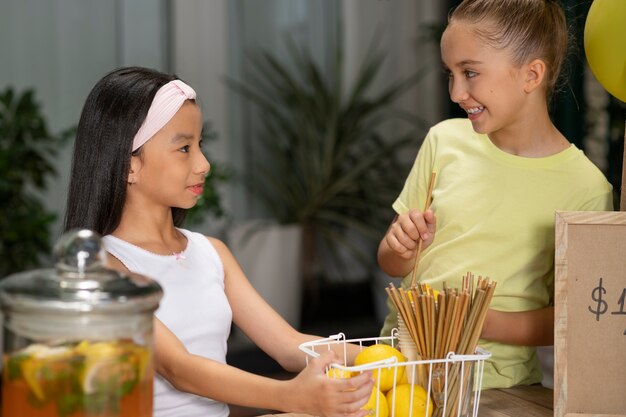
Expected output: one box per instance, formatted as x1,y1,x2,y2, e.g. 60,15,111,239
128,155,142,185
524,59,547,93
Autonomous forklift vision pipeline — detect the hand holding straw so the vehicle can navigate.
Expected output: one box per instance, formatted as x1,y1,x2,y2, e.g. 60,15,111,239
410,172,437,288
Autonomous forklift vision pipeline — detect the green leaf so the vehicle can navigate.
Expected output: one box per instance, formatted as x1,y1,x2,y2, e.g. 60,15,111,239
6,353,27,380
0,87,74,278
57,393,81,417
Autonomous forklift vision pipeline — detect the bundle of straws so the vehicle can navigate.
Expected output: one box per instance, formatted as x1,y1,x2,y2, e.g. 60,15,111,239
386,273,496,359
385,273,496,417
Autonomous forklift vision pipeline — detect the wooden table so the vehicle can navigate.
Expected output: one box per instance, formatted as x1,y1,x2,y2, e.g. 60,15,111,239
258,385,553,417
477,385,553,417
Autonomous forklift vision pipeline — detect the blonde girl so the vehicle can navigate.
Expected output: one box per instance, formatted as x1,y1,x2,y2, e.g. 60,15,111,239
378,0,612,389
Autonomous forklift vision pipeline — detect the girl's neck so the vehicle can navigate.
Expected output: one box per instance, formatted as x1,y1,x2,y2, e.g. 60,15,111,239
488,104,570,158
112,205,187,255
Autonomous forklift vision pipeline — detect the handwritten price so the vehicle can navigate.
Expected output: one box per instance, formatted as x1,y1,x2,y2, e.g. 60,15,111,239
588,277,626,335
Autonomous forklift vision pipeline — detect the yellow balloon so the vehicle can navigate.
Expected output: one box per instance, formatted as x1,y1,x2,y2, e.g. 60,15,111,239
584,0,626,102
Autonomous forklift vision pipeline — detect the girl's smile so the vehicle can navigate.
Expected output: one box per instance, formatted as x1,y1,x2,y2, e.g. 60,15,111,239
465,106,485,121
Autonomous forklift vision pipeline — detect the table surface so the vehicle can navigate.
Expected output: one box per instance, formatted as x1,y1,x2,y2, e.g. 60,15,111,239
478,385,553,417
259,385,554,417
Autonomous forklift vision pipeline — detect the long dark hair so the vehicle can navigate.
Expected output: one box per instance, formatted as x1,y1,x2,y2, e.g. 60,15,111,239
64,66,189,235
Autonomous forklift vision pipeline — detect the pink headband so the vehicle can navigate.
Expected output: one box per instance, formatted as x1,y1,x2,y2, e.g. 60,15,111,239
131,79,197,152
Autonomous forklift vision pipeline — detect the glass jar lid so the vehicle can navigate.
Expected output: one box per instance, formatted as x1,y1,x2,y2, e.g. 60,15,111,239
0,229,163,315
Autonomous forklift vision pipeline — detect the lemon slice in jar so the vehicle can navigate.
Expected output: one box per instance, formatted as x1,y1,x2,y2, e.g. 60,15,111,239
75,341,118,359
18,344,73,402
132,345,150,381
76,341,121,394
19,358,45,401
81,359,119,394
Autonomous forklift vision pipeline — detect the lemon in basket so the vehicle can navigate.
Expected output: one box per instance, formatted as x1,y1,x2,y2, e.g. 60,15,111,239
362,386,388,417
327,367,353,379
386,384,434,417
354,344,406,392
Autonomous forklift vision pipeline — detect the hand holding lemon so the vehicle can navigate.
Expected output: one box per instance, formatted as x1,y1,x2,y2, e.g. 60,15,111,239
362,386,389,417
354,344,406,393
286,350,374,417
327,367,354,380
352,344,437,417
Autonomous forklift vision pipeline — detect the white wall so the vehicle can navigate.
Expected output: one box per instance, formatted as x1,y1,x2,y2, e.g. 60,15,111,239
0,0,168,241
170,0,229,167
0,0,444,245
343,0,444,152
169,0,231,234
170,0,445,222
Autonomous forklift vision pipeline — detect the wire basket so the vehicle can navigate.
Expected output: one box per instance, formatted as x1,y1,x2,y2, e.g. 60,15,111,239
299,331,491,417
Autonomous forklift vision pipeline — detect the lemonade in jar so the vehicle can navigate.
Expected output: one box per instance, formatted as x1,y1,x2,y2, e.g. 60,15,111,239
3,340,153,417
0,230,163,417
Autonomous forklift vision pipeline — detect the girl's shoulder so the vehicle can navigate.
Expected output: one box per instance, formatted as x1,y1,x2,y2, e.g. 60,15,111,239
178,228,231,260
429,118,474,136
206,236,228,253
424,118,479,152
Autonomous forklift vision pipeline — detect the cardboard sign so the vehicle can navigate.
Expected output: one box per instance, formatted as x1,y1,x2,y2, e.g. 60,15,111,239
554,211,626,417
621,125,626,212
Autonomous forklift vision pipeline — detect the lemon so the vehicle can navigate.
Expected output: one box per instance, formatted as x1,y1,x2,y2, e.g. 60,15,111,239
362,386,388,417
81,359,117,394
82,358,141,395
386,384,434,417
74,340,91,354
75,341,119,360
76,341,124,394
132,345,151,381
354,344,406,392
398,370,408,385
18,344,74,402
19,358,45,401
327,367,353,379
24,344,72,360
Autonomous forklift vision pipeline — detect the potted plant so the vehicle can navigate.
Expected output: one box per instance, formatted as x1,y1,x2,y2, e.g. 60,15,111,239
227,39,427,326
0,88,74,279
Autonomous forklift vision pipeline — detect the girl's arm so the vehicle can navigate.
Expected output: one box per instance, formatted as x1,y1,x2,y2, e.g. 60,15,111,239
210,237,365,369
107,248,372,416
480,306,554,346
210,236,322,370
154,318,373,417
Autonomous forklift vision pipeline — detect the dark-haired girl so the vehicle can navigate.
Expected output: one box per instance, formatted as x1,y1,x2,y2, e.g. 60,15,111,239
65,66,373,417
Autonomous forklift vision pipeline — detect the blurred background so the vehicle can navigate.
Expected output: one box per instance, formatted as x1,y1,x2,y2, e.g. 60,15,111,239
0,0,624,412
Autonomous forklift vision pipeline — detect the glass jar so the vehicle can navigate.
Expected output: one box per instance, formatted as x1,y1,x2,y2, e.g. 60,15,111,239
0,229,163,417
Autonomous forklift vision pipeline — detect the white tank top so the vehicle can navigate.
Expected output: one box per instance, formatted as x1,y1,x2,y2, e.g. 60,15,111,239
103,229,232,417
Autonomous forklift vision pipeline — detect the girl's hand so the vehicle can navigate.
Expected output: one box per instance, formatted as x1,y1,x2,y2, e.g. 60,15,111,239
285,351,374,417
384,209,437,259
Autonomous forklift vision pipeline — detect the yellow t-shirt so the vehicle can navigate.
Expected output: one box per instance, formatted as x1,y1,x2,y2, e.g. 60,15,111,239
380,118,613,389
